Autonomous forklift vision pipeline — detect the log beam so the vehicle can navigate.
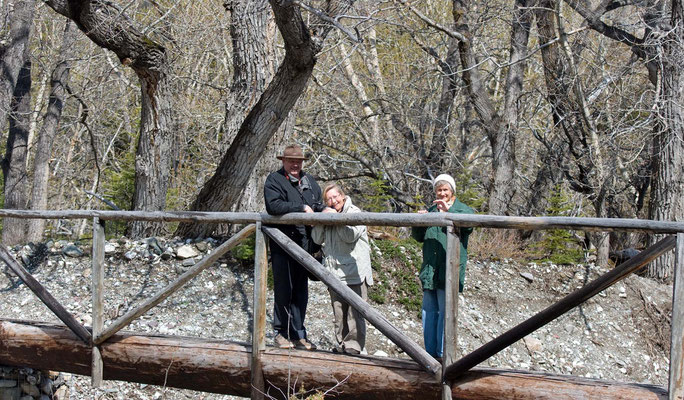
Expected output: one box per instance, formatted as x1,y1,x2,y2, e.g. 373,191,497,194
0,320,667,400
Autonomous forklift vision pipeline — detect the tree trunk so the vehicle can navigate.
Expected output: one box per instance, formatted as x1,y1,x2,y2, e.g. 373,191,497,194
222,1,275,146
648,0,684,280
26,22,79,243
44,0,173,238
2,59,31,245
452,0,516,214
0,0,35,132
129,67,172,238
176,0,355,238
221,1,281,220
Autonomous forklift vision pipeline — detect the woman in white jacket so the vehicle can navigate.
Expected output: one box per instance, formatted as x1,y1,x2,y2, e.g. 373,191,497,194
312,184,373,355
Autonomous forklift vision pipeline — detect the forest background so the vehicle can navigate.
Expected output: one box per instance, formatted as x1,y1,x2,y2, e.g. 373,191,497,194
1,0,682,281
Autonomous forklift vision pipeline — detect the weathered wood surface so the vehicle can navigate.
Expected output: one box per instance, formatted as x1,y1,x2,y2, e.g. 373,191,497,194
1,208,684,233
251,222,267,400
0,245,91,344
262,226,442,375
91,217,105,386
670,233,684,400
444,235,677,383
0,320,667,400
94,224,256,344
442,227,460,400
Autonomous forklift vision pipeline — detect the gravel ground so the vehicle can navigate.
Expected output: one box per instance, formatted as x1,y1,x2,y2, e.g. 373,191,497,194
0,237,674,399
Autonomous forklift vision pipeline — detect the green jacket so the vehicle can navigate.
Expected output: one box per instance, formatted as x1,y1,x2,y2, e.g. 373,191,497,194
411,199,474,291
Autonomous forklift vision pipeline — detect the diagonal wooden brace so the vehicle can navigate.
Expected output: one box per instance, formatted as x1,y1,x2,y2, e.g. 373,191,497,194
0,244,92,344
443,235,677,383
261,225,442,375
93,224,256,344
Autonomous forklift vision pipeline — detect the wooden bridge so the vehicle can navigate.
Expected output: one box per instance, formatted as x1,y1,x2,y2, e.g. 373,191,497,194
0,209,683,399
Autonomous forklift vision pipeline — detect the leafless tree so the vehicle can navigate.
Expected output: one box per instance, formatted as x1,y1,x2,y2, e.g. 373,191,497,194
176,0,358,238
45,0,174,238
26,21,79,242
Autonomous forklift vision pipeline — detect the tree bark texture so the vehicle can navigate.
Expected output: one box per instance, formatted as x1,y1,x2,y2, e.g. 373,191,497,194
0,320,669,400
222,0,275,146
2,59,31,245
26,21,79,243
44,0,173,238
0,0,35,133
648,0,684,280
176,0,355,238
222,1,284,218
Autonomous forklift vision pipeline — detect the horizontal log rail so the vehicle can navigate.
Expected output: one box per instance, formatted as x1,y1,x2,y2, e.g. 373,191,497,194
1,209,684,233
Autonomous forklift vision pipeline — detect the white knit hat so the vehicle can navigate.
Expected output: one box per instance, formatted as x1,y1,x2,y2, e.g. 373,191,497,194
433,174,456,192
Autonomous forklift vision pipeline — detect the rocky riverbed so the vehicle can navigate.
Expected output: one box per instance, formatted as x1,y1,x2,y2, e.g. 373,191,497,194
0,236,674,399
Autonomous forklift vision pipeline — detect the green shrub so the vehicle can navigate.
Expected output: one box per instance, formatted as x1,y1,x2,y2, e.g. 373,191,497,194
362,177,393,212
453,162,485,210
231,233,256,267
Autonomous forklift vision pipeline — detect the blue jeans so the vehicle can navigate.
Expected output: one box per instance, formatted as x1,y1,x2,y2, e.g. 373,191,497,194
422,288,445,358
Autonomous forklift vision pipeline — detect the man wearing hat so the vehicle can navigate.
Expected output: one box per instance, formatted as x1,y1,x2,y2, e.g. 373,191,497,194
264,144,325,350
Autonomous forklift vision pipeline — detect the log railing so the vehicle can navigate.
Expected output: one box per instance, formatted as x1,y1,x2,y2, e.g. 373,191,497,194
0,209,682,400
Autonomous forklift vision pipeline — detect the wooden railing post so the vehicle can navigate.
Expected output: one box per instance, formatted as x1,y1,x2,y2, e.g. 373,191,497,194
669,232,684,400
251,223,267,400
442,226,461,400
91,217,105,387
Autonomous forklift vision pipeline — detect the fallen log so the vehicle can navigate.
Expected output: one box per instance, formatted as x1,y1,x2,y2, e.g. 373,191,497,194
0,320,667,399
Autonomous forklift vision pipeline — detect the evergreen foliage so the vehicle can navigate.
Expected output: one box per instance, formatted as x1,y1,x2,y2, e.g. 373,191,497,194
535,184,585,264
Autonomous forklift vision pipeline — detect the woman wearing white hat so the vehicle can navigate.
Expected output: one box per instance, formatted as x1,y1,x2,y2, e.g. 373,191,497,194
412,174,474,360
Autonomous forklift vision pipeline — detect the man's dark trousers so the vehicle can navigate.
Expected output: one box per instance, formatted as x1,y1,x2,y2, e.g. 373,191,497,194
270,240,308,340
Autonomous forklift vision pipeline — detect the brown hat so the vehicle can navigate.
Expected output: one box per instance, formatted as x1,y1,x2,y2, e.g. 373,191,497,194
276,145,309,160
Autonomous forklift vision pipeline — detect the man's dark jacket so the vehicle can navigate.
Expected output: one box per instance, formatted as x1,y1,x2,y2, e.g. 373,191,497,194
264,168,325,253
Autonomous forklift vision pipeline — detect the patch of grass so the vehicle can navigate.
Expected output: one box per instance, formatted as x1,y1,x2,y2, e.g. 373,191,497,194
369,237,423,313
469,229,526,262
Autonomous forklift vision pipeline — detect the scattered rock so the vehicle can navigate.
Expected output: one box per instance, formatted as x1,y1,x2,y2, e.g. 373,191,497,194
104,243,117,255
176,245,199,260
61,245,83,258
523,336,543,353
19,382,40,397
146,238,163,255
520,271,534,282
